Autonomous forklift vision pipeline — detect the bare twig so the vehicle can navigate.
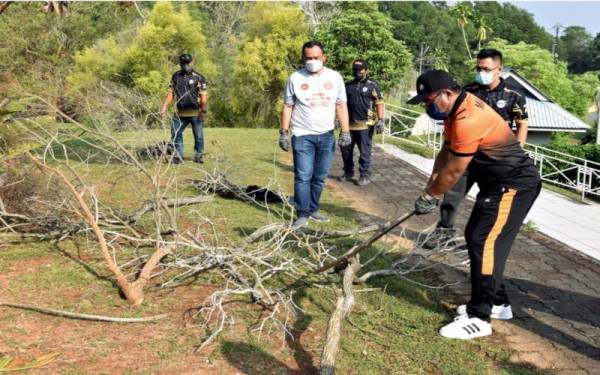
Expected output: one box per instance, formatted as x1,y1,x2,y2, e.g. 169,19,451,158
0,301,168,322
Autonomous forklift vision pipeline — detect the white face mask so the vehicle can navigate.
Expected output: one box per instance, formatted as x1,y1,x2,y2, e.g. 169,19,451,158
305,59,323,73
475,71,495,86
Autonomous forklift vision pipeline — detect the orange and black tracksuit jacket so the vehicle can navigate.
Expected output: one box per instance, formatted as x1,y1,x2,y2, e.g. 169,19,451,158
444,91,541,321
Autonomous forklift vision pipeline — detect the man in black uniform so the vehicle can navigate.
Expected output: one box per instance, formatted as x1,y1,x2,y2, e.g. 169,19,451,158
425,49,529,249
160,53,208,164
339,59,385,186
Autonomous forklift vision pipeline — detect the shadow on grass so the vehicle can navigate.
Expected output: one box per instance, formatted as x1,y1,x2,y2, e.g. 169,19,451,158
222,340,313,375
30,136,153,165
51,242,117,287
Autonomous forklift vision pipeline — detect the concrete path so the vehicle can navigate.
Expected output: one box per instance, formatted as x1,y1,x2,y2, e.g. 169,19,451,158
378,143,600,261
328,146,600,374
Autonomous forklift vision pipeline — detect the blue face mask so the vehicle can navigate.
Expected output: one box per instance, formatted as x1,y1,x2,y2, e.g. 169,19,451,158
426,94,448,120
475,71,494,86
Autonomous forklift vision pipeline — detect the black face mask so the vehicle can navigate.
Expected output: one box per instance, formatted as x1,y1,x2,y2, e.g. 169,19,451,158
181,63,192,73
353,71,367,80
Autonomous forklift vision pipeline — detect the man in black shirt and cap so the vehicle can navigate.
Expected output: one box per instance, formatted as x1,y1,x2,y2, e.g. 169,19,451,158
160,53,208,164
424,49,529,249
339,59,385,186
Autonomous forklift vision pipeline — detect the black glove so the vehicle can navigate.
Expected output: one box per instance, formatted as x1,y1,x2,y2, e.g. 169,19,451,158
339,131,352,147
414,191,440,215
279,130,290,152
375,119,385,134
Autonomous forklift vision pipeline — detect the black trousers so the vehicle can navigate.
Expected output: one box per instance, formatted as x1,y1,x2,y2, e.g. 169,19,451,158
340,127,374,177
439,172,475,229
465,183,541,321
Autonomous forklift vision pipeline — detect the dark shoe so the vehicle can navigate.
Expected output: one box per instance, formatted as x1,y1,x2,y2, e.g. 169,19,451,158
422,227,458,249
355,176,370,186
338,174,354,182
194,153,204,164
291,217,309,230
309,211,329,223
171,156,184,165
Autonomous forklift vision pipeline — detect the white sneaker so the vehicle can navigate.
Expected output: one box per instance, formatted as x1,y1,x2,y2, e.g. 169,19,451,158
439,315,492,339
456,304,513,320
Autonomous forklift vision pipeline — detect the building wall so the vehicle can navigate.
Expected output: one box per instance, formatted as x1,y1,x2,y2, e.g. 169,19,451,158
527,132,551,145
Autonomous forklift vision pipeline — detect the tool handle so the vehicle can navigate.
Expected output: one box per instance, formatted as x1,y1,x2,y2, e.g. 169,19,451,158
315,211,415,274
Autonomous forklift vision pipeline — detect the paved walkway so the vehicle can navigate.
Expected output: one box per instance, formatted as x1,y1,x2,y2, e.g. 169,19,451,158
328,146,600,374
379,143,600,261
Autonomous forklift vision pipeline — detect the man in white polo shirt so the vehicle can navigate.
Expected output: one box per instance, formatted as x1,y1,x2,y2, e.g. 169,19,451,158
279,40,351,229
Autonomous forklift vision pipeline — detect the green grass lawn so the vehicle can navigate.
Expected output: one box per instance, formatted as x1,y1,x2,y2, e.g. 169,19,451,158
0,127,546,374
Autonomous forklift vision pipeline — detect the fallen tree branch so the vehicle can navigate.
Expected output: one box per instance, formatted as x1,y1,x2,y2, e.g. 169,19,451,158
315,211,415,274
127,195,213,224
320,256,361,375
0,301,169,323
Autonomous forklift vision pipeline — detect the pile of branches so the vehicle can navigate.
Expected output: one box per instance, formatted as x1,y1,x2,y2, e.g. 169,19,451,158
0,96,468,374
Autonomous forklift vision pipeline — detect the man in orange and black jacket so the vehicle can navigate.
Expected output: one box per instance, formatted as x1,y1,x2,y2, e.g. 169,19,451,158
408,70,540,339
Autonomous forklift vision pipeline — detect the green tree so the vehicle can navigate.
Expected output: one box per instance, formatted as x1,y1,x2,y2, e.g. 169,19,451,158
473,2,553,50
69,2,214,96
592,33,600,70
473,14,492,51
487,39,599,117
66,2,215,124
380,2,473,83
450,2,474,59
559,26,594,73
315,3,413,90
229,2,309,127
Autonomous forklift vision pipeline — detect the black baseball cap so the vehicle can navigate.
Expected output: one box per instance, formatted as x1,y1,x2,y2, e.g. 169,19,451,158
179,54,193,64
407,70,459,105
352,59,368,70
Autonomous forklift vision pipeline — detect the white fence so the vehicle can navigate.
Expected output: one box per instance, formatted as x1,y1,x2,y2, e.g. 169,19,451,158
382,103,600,201
381,103,444,154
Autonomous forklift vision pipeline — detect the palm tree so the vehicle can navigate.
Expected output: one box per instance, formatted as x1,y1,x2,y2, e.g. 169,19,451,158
474,14,493,51
450,2,474,60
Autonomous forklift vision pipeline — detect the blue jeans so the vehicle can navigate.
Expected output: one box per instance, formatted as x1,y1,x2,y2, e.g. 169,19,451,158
171,115,204,158
292,130,336,218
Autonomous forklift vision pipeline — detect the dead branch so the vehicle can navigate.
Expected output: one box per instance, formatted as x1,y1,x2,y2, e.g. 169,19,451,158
27,153,172,307
127,195,213,224
320,256,361,375
316,211,415,274
0,301,168,322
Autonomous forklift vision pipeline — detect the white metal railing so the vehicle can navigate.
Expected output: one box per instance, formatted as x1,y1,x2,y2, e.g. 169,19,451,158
382,103,600,201
381,103,444,155
524,143,600,201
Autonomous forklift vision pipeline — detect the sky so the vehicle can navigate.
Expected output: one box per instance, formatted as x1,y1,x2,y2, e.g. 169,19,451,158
509,1,600,37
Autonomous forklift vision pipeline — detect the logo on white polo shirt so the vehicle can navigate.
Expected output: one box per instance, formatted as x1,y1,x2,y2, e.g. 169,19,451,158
301,83,309,90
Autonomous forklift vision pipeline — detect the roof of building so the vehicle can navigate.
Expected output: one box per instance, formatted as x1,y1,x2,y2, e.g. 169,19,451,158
501,68,590,133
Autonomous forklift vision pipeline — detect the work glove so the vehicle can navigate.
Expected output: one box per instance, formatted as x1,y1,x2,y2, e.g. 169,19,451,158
414,191,441,215
279,129,290,152
375,119,385,134
339,131,352,147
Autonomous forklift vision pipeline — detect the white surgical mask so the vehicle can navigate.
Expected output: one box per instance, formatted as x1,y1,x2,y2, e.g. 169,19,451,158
305,59,323,73
475,71,494,86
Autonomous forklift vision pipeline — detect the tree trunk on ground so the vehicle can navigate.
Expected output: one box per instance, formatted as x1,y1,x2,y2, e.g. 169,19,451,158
320,257,361,375
27,154,171,307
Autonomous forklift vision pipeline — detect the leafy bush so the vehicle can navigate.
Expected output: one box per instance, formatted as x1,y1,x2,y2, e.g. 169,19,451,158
315,3,413,90
67,2,215,126
229,2,309,128
487,39,599,118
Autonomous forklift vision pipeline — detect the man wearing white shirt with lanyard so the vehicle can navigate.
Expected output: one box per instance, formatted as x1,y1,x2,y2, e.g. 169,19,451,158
279,41,351,229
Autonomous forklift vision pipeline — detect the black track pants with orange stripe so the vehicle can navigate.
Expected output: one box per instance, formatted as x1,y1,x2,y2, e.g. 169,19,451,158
465,183,541,321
